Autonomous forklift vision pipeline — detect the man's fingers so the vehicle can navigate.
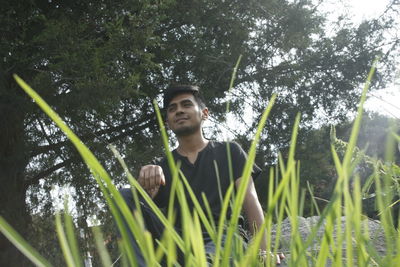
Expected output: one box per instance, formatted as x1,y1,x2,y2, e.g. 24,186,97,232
160,170,166,185
276,254,281,265
276,253,285,265
154,167,165,186
261,252,284,265
138,168,146,189
138,165,165,192
139,166,150,190
150,166,158,189
144,167,151,189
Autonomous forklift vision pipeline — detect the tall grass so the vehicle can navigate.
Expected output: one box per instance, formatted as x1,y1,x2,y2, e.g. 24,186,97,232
0,61,399,266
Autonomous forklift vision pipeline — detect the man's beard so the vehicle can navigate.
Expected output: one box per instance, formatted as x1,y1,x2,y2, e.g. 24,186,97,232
172,123,201,137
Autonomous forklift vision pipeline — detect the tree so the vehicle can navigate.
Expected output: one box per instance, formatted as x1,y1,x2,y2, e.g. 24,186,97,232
1,0,170,263
1,0,399,264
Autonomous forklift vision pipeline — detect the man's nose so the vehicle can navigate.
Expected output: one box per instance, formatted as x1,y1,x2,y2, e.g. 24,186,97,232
176,105,184,114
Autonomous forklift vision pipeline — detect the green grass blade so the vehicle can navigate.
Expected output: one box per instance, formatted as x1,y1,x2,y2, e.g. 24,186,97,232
342,59,377,167
189,212,208,267
178,169,216,238
212,183,235,267
63,203,83,267
201,192,217,231
221,94,276,266
0,216,52,267
391,132,400,142
92,226,113,267
306,181,321,216
153,99,176,177
352,176,369,266
55,213,77,267
226,55,242,114
175,181,193,264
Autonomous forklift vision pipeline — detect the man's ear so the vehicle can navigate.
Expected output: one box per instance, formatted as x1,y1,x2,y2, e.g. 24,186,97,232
201,107,209,120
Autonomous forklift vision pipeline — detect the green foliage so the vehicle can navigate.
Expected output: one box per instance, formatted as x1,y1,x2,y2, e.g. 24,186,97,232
1,0,400,264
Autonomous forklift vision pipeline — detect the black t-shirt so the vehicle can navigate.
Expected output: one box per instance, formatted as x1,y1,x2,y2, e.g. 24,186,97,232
153,141,261,229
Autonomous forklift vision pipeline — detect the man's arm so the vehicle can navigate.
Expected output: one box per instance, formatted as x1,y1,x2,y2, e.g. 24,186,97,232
235,177,266,250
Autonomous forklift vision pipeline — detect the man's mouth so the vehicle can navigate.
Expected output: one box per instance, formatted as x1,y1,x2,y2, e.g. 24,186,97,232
175,117,188,123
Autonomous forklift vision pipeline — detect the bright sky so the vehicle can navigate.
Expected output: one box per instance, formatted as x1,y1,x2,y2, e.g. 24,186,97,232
348,0,389,20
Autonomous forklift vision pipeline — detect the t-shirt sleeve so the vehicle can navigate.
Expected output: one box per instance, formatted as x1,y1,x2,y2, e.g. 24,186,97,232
229,142,262,181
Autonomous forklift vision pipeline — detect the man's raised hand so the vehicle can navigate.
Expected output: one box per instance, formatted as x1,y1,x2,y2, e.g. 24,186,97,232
138,165,165,198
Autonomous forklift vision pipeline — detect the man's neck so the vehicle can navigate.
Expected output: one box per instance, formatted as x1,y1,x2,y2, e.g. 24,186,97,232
176,132,209,156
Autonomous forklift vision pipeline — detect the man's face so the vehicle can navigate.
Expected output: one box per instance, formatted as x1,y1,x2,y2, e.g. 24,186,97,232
166,93,208,137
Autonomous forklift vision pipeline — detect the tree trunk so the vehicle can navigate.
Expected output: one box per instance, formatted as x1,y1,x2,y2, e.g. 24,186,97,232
0,88,31,266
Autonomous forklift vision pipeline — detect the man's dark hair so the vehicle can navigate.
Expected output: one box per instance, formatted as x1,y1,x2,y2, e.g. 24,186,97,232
163,84,206,109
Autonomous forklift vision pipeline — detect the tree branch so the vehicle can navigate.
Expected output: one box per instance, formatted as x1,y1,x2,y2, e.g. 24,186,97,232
30,115,153,157
24,158,76,187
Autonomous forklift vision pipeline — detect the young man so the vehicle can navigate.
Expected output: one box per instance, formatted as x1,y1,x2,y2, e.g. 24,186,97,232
119,85,284,265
